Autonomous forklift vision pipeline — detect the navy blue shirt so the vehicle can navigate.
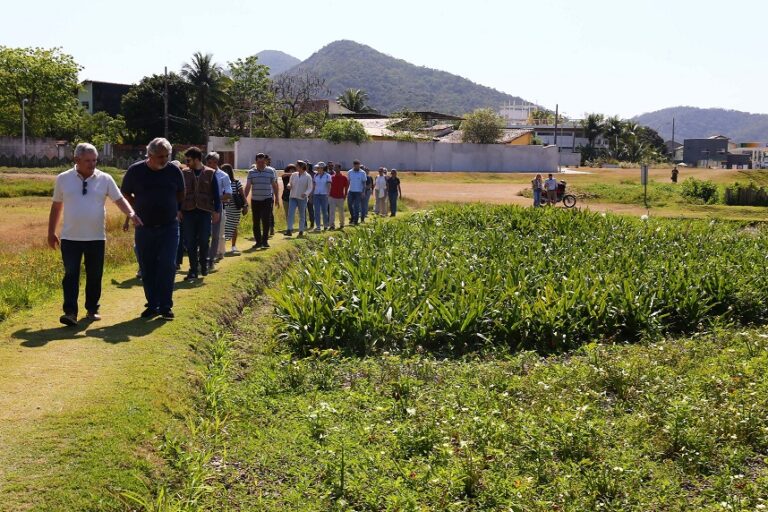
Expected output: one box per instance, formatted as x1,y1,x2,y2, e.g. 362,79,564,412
121,161,185,226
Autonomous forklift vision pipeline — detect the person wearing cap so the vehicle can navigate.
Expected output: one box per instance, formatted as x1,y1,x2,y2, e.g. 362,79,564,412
244,152,279,249
286,161,313,237
374,167,388,216
387,169,402,217
347,160,367,225
329,164,348,230
312,162,332,231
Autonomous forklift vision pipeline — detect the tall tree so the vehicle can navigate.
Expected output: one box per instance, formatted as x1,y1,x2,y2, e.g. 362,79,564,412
337,88,375,113
121,73,202,144
181,52,231,134
259,71,329,138
224,56,270,136
461,108,505,144
0,46,81,137
581,113,605,147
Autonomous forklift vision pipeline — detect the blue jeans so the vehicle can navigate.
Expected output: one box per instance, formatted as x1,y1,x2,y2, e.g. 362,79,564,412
182,209,212,274
288,197,307,232
61,239,105,315
362,190,372,220
533,188,542,207
135,221,179,311
389,193,399,216
313,194,330,229
349,191,363,223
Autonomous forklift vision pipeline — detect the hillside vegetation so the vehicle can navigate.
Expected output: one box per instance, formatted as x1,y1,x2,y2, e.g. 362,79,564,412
283,40,528,115
634,106,768,142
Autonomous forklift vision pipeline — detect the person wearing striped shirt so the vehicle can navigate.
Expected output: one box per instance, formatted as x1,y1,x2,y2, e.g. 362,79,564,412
243,152,279,249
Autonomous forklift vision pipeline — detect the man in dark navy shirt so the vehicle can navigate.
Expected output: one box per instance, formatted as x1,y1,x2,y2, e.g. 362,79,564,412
121,137,185,319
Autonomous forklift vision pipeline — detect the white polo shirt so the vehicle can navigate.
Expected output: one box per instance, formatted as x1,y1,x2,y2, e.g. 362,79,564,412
52,167,123,241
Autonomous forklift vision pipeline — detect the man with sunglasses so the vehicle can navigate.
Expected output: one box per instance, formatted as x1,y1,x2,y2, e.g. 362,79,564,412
48,143,142,326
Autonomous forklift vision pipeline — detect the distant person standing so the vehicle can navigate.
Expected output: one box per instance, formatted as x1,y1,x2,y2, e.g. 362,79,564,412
180,147,221,281
281,166,292,229
531,174,543,207
362,167,374,222
374,167,388,216
221,164,246,255
387,169,402,217
312,162,332,231
329,165,348,230
121,138,185,319
671,165,679,183
244,153,279,249
347,160,367,224
544,173,558,206
286,162,313,237
205,152,232,269
48,143,142,326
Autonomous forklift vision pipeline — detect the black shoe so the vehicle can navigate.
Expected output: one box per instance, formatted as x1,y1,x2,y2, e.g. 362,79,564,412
270,228,275,236
252,243,261,250
200,267,208,277
141,307,159,319
184,272,197,282
262,241,270,248
59,313,78,326
159,309,174,320
285,231,292,237
297,232,304,238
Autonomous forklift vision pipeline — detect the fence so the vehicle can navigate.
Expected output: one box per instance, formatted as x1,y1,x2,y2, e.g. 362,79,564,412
224,137,560,172
723,185,768,206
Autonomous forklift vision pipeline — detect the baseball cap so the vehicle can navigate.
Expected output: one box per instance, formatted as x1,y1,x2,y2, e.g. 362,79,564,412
314,161,327,169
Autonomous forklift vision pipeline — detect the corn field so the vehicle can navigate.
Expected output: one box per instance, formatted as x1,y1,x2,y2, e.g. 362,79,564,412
272,205,768,355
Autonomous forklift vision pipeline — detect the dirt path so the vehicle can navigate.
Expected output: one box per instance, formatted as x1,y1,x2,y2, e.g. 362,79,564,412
0,234,288,508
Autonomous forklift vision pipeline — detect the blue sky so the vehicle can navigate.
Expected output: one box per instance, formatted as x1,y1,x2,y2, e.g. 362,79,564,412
3,0,765,118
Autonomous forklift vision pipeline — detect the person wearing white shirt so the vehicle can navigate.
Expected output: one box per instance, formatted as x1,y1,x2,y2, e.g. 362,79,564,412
311,162,332,231
544,173,559,206
374,167,389,216
346,160,367,224
205,152,233,267
48,143,143,326
286,162,314,237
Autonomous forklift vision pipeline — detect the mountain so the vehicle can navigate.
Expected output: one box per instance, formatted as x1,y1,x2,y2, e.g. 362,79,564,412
634,107,768,143
283,40,529,115
256,50,301,76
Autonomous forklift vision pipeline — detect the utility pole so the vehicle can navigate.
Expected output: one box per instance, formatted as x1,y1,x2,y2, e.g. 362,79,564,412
21,98,28,160
553,104,559,146
163,66,169,139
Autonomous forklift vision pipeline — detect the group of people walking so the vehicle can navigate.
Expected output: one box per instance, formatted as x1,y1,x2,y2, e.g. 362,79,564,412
47,138,404,325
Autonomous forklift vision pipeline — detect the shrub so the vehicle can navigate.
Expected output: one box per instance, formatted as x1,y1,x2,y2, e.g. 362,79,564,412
679,177,718,204
320,119,370,145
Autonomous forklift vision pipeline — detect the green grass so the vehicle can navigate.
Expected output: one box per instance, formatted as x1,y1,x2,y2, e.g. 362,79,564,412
0,167,125,198
148,298,768,510
272,205,768,355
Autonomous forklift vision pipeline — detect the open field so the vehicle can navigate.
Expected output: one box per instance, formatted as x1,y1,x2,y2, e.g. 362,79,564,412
1,166,767,510
139,207,768,510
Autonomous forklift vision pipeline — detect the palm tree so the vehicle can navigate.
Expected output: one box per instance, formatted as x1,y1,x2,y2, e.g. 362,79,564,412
337,89,374,113
603,116,625,158
181,52,231,134
580,113,604,147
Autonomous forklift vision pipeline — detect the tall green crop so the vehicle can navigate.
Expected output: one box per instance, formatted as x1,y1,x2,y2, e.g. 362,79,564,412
271,206,768,355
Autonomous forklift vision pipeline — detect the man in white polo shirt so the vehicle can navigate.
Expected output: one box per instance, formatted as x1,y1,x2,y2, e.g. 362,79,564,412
48,143,143,326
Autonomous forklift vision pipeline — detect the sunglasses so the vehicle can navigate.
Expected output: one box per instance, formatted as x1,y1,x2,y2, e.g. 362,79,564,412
82,179,88,196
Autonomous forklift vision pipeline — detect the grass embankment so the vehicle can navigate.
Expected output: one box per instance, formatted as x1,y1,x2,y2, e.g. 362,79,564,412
0,238,299,511
144,207,768,510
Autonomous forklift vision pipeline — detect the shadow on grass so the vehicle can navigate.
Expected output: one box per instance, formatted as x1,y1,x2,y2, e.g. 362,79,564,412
111,277,142,289
13,316,166,347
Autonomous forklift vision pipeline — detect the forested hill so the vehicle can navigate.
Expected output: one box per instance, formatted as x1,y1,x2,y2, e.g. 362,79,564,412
283,40,529,115
255,50,301,76
634,106,768,142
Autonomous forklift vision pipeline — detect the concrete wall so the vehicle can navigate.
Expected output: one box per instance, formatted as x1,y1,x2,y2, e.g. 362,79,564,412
229,137,560,172
0,136,72,159
559,152,582,167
